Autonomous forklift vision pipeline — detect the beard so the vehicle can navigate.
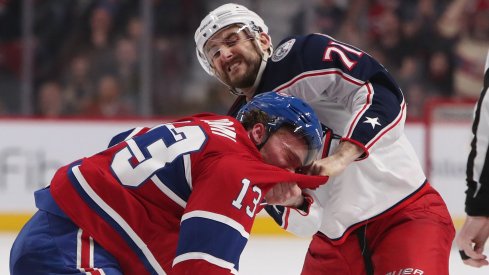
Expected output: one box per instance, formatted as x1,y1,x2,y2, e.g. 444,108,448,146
221,52,262,89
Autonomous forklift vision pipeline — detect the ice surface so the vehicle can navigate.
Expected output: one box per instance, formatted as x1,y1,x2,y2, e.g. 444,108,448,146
1,233,487,274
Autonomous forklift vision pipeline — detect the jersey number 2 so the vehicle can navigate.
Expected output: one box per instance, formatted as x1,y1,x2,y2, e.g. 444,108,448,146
323,41,363,70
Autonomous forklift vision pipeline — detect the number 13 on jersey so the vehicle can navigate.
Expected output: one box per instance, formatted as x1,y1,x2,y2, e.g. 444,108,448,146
232,178,262,218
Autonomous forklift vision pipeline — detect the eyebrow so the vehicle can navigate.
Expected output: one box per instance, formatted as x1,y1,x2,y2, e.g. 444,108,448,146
206,29,239,46
283,143,304,168
206,26,247,49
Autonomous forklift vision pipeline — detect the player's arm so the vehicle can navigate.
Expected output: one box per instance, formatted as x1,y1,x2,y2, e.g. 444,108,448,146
457,58,489,267
312,35,405,153
261,128,357,235
171,156,328,273
282,34,405,155
465,64,489,218
456,216,489,267
263,182,326,237
265,189,323,237
306,140,363,177
263,182,303,207
171,158,262,274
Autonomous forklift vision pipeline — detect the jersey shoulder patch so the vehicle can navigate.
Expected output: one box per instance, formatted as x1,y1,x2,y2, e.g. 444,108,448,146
271,38,296,62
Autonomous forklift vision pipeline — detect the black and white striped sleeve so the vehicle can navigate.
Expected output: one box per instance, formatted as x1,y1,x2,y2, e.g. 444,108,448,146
465,52,489,217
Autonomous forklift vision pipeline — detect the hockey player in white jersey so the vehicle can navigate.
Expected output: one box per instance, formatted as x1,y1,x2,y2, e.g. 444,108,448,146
195,3,455,274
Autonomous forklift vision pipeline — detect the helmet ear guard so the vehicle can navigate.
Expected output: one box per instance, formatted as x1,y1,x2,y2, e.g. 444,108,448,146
236,92,324,166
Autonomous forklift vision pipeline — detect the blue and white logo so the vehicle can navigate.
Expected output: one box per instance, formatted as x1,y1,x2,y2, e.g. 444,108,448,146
271,38,295,62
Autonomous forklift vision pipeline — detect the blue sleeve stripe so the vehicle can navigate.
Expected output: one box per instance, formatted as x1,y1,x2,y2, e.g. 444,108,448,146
151,174,187,208
182,210,249,238
346,82,404,147
68,164,166,275
147,154,192,206
176,214,249,270
364,100,406,149
264,205,286,227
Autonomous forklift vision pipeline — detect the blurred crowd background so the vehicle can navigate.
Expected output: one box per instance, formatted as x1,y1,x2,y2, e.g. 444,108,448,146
0,0,487,119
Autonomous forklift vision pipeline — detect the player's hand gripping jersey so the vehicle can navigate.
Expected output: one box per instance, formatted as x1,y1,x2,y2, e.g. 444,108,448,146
45,114,326,274
229,34,427,243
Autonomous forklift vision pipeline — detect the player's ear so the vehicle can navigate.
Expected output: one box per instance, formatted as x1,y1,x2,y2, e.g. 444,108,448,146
250,123,266,145
258,33,271,52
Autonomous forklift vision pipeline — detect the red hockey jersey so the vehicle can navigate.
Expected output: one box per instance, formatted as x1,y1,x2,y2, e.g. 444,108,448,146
50,113,328,274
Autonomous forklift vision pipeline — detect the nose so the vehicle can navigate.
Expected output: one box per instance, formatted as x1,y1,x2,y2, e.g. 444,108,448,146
219,46,233,61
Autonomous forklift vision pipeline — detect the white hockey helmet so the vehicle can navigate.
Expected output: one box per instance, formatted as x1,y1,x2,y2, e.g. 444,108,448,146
195,3,270,76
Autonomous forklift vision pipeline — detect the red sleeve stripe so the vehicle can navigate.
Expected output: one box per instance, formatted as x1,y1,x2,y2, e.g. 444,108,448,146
340,137,369,159
345,82,406,150
282,207,291,230
345,83,373,138
275,68,364,92
365,100,406,149
321,130,333,158
365,99,406,150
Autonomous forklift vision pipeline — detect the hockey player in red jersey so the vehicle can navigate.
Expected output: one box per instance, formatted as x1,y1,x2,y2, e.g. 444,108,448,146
10,92,327,275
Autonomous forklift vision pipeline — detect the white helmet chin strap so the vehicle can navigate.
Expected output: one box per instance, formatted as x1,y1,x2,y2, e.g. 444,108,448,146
227,35,273,97
232,52,268,97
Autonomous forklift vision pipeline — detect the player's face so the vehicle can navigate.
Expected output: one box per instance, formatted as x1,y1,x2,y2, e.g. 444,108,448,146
204,25,262,89
259,128,309,172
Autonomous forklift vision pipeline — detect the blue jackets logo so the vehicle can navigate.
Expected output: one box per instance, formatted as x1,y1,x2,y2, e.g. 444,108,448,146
271,38,295,62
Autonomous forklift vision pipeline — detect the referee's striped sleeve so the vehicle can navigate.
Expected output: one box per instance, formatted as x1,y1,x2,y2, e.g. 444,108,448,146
465,50,489,216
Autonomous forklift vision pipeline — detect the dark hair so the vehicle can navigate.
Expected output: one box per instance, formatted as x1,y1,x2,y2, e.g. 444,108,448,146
240,109,298,138
239,109,271,130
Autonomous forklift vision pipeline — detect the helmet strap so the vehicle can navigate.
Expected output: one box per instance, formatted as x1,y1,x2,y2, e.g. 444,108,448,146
255,130,271,150
232,54,267,97
226,29,272,97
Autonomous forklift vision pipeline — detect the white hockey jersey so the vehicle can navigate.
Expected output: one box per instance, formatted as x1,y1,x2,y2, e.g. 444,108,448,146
228,33,428,243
